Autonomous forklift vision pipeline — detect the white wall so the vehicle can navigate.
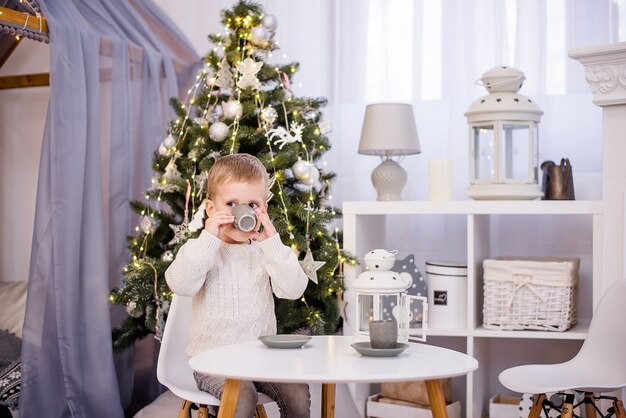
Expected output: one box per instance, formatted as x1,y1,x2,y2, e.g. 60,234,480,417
0,40,49,283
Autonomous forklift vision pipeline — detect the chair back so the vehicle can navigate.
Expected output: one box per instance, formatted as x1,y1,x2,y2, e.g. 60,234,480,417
156,295,221,405
575,279,626,385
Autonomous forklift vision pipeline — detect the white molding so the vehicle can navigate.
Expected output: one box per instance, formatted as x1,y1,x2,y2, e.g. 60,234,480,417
569,42,626,106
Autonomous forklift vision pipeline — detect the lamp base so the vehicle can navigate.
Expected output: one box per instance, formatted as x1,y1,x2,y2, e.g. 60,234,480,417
466,183,543,200
371,159,407,201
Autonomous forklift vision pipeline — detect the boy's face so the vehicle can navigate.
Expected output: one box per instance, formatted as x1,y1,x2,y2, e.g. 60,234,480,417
206,179,267,244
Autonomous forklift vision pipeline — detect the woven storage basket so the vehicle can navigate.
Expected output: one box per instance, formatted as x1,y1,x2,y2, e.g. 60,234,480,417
482,257,579,331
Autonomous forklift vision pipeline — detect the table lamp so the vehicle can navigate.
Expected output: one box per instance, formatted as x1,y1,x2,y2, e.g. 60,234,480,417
358,103,421,201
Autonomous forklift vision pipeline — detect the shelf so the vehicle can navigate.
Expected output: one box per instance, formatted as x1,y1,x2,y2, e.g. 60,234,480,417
343,200,603,215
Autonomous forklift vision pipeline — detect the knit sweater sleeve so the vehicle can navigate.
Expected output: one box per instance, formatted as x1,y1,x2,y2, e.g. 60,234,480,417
258,234,308,299
164,230,221,296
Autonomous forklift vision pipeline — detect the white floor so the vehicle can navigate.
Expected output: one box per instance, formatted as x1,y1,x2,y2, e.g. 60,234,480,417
134,383,362,418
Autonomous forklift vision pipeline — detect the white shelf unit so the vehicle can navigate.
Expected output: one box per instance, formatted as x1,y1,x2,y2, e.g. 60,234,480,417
342,200,603,418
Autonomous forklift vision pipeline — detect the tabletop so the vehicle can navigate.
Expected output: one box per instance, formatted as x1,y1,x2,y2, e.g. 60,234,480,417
189,335,478,383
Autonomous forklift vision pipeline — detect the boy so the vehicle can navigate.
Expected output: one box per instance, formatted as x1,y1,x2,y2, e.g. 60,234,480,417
165,153,311,418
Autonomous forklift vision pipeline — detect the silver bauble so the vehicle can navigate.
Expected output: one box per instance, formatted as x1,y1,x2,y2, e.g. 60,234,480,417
250,25,270,45
292,159,310,180
209,122,229,142
301,165,320,186
222,99,243,120
161,250,174,263
262,14,278,31
301,109,320,122
260,107,278,125
140,215,156,234
163,133,176,149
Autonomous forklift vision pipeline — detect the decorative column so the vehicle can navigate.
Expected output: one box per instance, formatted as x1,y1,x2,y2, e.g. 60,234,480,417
570,41,626,297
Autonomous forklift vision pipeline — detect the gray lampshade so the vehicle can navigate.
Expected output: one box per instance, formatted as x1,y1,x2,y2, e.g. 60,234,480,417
358,103,421,156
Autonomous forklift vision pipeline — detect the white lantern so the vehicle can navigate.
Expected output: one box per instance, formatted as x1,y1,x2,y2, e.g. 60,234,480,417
465,66,544,200
353,249,428,343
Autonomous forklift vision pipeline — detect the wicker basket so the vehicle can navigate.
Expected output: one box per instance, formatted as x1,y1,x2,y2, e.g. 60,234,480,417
482,257,579,331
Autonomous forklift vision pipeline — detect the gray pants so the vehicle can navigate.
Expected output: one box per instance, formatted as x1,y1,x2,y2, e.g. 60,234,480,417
194,371,311,418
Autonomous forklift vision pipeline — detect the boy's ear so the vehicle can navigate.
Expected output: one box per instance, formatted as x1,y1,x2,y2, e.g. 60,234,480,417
205,199,215,216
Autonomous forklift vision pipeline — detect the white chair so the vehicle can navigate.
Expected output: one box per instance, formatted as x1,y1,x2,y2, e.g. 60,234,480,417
157,295,271,418
499,279,626,418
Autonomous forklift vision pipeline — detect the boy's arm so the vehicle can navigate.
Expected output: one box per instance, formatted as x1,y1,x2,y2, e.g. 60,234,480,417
258,234,309,299
164,230,221,296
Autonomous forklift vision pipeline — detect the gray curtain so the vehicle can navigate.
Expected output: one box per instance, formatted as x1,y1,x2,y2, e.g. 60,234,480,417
20,0,199,416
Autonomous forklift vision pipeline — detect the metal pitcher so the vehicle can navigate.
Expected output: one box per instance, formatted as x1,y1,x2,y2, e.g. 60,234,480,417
541,158,575,200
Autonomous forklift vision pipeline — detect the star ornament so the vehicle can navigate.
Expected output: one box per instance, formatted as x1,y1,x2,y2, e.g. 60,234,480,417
300,248,325,284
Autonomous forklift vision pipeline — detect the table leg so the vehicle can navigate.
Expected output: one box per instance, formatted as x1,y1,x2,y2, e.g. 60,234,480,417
425,379,448,418
217,378,242,418
321,383,336,418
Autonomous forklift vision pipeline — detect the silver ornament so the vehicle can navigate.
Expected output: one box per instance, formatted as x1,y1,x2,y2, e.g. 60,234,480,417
209,122,229,142
163,133,176,149
161,250,174,263
140,215,156,234
262,14,278,31
222,99,243,120
292,159,310,180
250,25,270,45
301,109,320,122
301,165,320,186
260,107,278,125
158,143,168,156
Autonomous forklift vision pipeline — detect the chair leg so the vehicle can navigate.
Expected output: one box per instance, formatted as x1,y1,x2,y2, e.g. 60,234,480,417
583,392,596,418
528,394,546,418
560,393,575,418
613,399,626,418
254,405,268,418
177,400,193,418
197,405,210,418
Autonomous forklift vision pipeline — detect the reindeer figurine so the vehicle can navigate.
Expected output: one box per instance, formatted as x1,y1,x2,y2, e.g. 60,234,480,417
266,123,304,149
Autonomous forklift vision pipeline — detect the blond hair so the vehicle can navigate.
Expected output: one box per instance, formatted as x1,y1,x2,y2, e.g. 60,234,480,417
207,153,269,199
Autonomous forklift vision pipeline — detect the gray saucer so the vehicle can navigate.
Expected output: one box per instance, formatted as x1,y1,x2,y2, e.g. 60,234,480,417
350,342,409,357
258,335,312,349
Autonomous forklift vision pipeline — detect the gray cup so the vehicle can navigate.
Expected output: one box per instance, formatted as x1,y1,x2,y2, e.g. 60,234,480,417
231,204,257,232
369,319,398,349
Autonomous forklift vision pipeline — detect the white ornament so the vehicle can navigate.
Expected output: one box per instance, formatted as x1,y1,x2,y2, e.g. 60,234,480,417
163,159,182,180
215,56,234,90
222,99,244,119
266,123,304,149
169,221,192,245
209,122,229,142
292,159,310,180
301,109,320,122
194,117,208,128
301,165,320,186
299,248,325,284
236,57,263,90
260,107,278,126
161,250,174,263
262,14,278,31
163,133,176,149
140,216,156,234
250,25,270,45
158,143,168,156
318,120,332,135
188,200,207,232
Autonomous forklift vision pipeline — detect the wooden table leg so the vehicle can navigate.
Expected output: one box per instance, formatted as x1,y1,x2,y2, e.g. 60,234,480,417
321,383,336,418
217,378,242,418
425,379,449,418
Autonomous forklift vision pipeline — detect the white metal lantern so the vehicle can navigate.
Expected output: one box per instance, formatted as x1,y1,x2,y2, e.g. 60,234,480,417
465,66,544,200
353,249,428,343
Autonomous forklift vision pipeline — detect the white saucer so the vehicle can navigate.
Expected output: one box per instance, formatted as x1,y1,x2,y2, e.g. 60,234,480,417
351,342,409,357
258,335,312,349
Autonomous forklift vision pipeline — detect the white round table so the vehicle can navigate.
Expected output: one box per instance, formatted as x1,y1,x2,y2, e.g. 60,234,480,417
189,335,478,418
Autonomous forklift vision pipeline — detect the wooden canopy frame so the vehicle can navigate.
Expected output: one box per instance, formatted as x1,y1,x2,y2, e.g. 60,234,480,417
0,5,50,90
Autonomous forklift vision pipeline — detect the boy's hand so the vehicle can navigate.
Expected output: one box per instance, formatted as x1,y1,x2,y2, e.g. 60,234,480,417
204,210,234,237
254,206,276,242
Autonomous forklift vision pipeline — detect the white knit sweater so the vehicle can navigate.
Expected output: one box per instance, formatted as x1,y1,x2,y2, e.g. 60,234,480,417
165,230,308,356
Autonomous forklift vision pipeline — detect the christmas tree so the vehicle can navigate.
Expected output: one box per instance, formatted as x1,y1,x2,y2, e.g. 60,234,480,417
109,0,354,352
